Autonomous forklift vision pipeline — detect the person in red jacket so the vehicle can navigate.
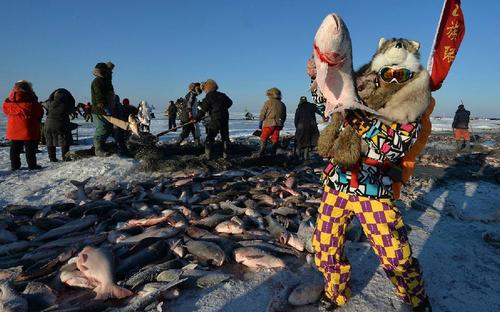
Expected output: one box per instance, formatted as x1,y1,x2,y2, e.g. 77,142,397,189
2,80,44,170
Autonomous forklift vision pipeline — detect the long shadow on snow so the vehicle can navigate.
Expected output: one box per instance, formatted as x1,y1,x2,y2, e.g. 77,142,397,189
406,152,500,312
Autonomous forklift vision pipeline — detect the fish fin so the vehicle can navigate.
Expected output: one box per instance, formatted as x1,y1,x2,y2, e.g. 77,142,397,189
94,284,133,300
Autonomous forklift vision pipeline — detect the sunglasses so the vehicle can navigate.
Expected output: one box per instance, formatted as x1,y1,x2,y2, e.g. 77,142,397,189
378,66,414,83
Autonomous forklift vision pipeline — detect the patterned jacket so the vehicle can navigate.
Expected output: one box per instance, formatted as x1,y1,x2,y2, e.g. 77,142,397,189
322,110,420,199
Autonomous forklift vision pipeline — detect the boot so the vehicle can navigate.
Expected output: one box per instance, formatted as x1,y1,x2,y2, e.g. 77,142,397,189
94,138,109,157
256,140,267,157
223,141,230,159
204,142,213,160
48,146,58,162
61,145,70,161
270,142,278,155
412,296,432,312
175,137,184,147
455,140,461,152
25,141,40,170
318,295,339,311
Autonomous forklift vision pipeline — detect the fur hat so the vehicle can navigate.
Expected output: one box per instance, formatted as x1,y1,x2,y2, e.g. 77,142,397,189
14,80,33,93
266,87,282,100
203,79,218,93
93,62,110,77
188,82,201,91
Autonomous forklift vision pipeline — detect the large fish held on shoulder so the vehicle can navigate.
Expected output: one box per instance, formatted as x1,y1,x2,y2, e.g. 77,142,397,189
312,13,379,117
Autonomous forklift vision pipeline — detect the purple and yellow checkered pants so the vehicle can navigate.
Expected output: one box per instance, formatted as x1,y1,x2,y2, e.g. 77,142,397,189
312,186,426,307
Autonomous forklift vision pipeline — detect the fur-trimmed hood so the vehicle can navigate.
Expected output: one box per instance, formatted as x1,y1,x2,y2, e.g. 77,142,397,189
203,79,218,93
266,87,282,100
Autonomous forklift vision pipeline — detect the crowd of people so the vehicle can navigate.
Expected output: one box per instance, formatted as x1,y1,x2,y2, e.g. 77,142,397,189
2,61,325,170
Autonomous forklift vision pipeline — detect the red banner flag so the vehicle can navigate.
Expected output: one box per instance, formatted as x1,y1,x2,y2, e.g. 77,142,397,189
427,0,465,91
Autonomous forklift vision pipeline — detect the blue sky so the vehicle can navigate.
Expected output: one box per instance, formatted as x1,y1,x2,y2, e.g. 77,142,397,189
1,0,498,117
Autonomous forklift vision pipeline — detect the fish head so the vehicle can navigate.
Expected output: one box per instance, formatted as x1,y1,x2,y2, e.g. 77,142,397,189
314,13,352,67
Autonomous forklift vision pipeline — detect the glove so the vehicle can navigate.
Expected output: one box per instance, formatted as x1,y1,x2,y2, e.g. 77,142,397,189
258,120,263,129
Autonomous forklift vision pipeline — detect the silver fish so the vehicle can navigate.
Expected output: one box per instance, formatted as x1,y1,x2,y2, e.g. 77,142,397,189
313,13,379,116
33,215,97,242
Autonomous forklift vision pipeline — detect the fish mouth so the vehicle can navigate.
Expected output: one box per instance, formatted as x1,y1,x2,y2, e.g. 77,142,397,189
313,42,345,67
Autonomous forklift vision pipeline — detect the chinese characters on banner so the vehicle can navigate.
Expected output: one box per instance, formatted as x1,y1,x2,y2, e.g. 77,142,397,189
428,0,465,91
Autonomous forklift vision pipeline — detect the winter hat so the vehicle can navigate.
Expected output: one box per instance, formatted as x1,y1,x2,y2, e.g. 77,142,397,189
93,62,109,77
266,87,282,100
300,96,307,103
203,79,218,93
123,98,130,106
14,80,33,93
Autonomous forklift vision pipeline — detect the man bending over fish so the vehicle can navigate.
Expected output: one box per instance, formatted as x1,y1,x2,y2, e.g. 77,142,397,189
310,14,431,312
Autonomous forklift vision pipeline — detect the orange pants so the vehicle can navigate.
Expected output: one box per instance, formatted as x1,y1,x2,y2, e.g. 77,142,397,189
453,128,470,140
260,126,280,143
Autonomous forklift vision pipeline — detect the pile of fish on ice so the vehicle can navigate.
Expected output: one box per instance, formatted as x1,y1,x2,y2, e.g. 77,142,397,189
0,164,364,311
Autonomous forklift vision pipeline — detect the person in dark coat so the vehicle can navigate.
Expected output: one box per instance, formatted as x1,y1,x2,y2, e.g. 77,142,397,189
197,79,233,159
122,98,138,119
91,62,115,156
167,100,177,130
176,82,202,146
294,96,319,160
43,88,76,162
452,104,472,151
2,80,44,170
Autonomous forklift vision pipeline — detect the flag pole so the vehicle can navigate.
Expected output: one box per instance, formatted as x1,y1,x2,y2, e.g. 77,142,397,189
427,0,448,72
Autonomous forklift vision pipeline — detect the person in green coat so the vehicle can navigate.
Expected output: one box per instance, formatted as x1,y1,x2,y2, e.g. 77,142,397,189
91,62,115,156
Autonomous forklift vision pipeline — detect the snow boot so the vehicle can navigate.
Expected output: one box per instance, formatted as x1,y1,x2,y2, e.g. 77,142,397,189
270,142,278,156
318,295,339,311
61,145,70,161
48,146,58,162
94,138,110,157
256,140,267,157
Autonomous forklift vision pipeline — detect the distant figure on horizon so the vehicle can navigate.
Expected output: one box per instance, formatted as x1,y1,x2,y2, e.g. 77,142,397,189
294,96,319,161
197,79,233,160
452,104,471,151
177,82,202,146
137,100,152,133
167,100,177,131
257,87,287,157
43,88,76,162
2,80,43,170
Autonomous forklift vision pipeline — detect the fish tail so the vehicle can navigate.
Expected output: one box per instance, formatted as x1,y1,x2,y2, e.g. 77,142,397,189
70,177,91,189
94,284,133,300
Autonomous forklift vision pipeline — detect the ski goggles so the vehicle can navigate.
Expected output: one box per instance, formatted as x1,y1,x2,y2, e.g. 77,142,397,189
378,66,414,83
